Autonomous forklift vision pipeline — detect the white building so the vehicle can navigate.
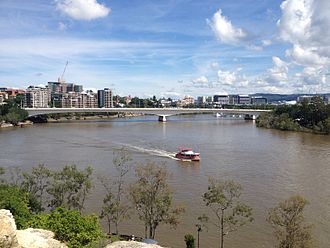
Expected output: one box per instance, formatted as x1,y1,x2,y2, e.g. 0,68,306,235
25,86,50,108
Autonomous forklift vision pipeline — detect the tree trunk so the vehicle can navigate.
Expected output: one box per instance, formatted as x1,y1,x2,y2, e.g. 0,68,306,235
149,223,153,239
107,216,111,236
221,209,224,248
115,221,118,235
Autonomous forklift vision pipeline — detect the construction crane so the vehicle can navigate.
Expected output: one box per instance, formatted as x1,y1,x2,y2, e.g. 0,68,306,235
58,61,69,83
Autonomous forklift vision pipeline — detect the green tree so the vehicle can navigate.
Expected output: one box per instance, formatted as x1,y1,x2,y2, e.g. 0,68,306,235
200,179,253,248
47,165,93,212
0,185,32,229
267,195,313,248
100,148,131,235
129,161,185,239
3,108,28,125
28,207,104,248
184,234,195,248
21,164,52,212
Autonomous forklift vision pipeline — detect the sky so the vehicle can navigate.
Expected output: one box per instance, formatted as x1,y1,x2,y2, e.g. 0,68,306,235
0,0,330,98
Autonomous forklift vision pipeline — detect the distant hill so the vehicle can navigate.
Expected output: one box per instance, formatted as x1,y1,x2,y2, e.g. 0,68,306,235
250,93,330,103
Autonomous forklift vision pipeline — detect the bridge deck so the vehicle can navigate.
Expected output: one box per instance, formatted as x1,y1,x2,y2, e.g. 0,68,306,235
25,107,270,117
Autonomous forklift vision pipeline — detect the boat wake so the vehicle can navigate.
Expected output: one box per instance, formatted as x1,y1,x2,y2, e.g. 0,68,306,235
116,143,179,160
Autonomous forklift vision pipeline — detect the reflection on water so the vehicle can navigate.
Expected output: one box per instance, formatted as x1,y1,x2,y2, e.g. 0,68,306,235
0,114,330,247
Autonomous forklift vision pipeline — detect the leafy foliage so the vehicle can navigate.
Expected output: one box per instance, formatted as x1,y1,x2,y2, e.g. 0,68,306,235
267,195,313,248
100,148,131,235
184,234,196,248
0,96,28,125
0,184,32,229
28,207,104,248
21,164,52,213
129,161,185,239
200,179,253,248
47,164,93,212
257,96,330,134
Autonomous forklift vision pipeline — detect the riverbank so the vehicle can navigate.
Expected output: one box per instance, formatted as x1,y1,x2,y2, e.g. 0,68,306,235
47,113,144,123
0,113,144,129
0,120,33,129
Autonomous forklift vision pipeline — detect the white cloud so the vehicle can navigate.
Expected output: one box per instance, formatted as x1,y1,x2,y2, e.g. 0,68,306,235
56,0,110,20
275,0,330,92
217,69,237,85
217,69,249,88
261,39,272,46
191,76,212,88
263,56,289,85
207,9,247,44
278,0,330,67
277,0,312,44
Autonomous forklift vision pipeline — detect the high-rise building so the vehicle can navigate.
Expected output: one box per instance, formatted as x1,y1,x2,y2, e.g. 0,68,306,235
104,88,113,108
97,90,105,108
97,88,113,108
25,86,50,108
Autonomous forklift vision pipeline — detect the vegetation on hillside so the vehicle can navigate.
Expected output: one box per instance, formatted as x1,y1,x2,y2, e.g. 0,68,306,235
0,155,315,247
256,96,330,134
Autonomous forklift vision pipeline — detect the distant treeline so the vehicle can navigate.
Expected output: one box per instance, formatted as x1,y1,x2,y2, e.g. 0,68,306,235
256,96,330,134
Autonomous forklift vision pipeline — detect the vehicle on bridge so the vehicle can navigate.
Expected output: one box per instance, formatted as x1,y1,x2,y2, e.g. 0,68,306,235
175,148,200,161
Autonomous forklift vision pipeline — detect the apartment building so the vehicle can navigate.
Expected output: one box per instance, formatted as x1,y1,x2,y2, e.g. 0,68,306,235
25,86,50,108
98,88,113,108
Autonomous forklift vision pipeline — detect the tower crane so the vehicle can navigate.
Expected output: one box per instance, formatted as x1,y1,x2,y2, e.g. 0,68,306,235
58,61,69,83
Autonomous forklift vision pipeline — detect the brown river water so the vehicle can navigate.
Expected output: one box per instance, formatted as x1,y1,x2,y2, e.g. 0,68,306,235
0,114,330,248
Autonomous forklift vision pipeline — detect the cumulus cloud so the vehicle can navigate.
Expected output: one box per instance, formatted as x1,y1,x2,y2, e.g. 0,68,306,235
275,0,330,92
56,0,110,20
207,9,247,44
191,76,212,88
278,0,330,67
217,69,249,88
265,56,289,84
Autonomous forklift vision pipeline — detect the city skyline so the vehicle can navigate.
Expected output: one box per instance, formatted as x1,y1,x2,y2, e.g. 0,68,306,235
1,0,330,98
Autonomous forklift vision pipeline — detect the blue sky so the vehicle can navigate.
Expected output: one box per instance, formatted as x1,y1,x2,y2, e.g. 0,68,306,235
0,0,330,98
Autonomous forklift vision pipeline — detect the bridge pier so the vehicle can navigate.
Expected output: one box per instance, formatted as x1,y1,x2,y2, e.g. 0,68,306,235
158,115,167,122
244,114,256,120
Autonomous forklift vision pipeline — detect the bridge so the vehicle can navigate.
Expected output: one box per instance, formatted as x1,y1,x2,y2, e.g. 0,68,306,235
25,107,270,122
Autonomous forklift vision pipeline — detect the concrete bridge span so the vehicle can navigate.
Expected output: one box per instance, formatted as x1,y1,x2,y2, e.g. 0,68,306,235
25,107,270,122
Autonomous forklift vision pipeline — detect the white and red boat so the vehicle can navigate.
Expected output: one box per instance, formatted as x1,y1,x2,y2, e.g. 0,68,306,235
175,148,200,161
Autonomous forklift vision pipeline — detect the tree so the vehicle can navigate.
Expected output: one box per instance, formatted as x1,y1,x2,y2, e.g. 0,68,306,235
184,234,195,248
267,195,313,248
28,207,104,248
100,148,132,235
21,164,52,212
47,165,93,212
200,179,253,248
129,161,185,239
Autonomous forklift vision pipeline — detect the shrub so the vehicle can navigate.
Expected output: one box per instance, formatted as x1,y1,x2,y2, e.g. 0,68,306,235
184,234,195,248
28,207,104,248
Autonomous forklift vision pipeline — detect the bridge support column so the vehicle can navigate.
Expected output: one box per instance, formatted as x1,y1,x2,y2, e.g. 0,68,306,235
158,115,167,122
244,114,256,120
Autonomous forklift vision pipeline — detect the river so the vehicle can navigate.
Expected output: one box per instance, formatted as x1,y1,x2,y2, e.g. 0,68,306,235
0,114,330,248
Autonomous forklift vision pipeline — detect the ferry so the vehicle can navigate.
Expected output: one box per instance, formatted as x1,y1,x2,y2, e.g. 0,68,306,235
175,148,200,161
